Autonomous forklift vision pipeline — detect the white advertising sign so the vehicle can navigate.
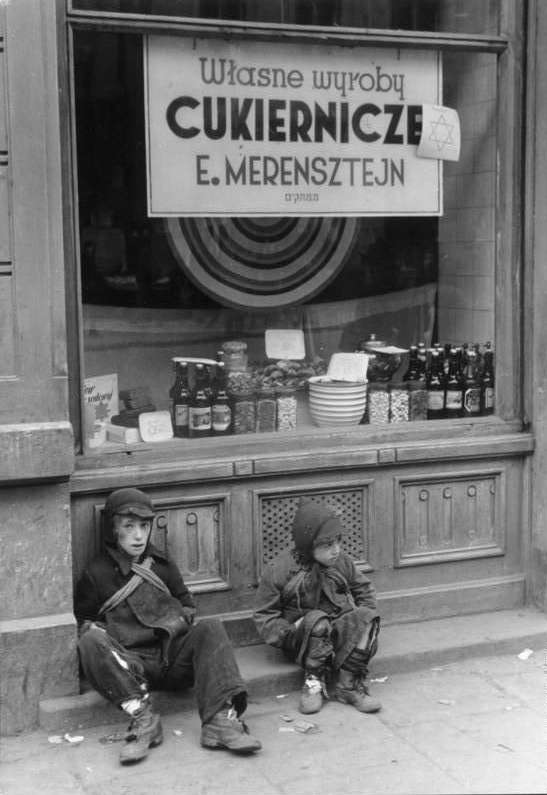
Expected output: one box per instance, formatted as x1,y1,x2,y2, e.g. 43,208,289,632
145,36,443,217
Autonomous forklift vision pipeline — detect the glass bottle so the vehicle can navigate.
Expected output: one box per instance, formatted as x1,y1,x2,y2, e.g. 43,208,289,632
173,360,190,438
211,362,232,435
417,342,428,380
480,344,495,416
403,345,420,381
462,349,481,418
189,363,212,438
426,349,445,420
433,342,445,374
168,357,177,421
444,347,463,419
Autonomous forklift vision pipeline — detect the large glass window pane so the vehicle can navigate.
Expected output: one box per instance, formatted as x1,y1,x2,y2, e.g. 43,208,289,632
74,30,498,450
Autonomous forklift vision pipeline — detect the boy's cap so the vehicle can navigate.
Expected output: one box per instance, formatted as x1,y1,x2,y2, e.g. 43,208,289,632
291,498,345,558
104,488,155,519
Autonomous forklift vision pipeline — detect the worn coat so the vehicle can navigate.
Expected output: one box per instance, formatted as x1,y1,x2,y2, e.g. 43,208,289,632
74,543,196,667
253,548,378,649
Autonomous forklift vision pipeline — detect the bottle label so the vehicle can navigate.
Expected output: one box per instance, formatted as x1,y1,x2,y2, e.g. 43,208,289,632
427,391,444,411
445,389,463,411
483,387,495,410
175,404,189,427
190,406,211,430
463,387,481,414
212,403,231,431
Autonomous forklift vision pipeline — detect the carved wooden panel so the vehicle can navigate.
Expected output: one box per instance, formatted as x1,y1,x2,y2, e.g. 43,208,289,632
153,497,229,592
92,495,229,593
395,469,505,566
258,486,371,572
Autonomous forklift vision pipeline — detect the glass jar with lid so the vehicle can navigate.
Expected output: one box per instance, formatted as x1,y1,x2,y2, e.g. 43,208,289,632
366,381,390,424
256,387,276,432
389,381,409,423
357,334,403,382
232,390,256,434
408,379,428,421
222,340,248,373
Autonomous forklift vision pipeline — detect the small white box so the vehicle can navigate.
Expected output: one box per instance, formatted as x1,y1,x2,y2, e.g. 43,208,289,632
105,423,142,444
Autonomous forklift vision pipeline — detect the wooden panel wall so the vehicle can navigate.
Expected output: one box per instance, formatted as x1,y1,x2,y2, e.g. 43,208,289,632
70,447,529,635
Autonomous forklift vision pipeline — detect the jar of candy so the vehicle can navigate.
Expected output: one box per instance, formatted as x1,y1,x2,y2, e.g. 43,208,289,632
232,390,256,434
276,387,297,431
366,381,390,424
256,387,276,432
222,340,248,373
408,379,428,421
389,382,409,423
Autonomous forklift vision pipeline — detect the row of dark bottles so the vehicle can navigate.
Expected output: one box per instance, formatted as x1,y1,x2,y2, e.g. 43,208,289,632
403,342,495,420
171,360,232,438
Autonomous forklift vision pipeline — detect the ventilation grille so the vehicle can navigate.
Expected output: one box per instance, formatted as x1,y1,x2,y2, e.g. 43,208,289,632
260,490,367,564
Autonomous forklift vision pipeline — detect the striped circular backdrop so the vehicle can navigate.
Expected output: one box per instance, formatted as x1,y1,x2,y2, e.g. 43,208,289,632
165,217,358,309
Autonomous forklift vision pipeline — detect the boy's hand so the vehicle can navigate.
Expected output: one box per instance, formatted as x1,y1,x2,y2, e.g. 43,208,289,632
78,620,107,637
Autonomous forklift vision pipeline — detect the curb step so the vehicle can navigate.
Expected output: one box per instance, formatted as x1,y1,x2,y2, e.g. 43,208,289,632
39,606,545,732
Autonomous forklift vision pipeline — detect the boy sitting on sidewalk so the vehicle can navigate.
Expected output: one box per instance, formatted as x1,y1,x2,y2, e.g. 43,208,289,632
253,498,381,715
75,487,261,764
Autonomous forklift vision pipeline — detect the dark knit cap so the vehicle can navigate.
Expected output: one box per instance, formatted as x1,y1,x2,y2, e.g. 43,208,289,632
291,498,345,559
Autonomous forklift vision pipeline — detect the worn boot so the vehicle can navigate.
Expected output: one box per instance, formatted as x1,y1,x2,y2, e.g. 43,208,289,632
298,671,327,714
201,706,262,753
119,700,163,764
335,668,381,713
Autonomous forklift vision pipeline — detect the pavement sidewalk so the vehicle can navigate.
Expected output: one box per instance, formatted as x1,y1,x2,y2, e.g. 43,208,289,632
1,617,545,795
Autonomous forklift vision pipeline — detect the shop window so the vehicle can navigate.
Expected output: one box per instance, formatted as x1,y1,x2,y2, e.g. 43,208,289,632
68,0,500,35
70,3,504,452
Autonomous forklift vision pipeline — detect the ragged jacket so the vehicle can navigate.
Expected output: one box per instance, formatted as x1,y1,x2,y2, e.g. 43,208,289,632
253,549,378,648
74,543,196,663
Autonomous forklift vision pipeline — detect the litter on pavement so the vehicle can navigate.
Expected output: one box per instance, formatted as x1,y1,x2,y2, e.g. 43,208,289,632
517,648,534,660
294,720,320,733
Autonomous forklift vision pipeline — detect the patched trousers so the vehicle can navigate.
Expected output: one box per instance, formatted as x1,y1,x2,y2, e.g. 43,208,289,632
78,617,246,724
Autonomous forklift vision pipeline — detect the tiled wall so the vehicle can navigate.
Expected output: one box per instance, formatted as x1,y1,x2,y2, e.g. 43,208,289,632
437,47,497,348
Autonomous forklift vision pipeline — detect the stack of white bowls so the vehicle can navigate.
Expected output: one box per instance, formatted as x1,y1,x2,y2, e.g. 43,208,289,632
308,375,368,427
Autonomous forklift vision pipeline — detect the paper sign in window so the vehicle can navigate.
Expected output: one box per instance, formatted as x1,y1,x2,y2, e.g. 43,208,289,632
265,329,305,361
418,105,461,162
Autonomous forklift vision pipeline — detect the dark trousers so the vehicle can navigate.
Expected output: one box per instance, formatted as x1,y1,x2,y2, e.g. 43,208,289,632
78,617,246,724
281,606,380,671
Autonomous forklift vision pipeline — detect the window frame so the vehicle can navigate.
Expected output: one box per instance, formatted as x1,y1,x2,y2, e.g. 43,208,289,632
62,1,525,460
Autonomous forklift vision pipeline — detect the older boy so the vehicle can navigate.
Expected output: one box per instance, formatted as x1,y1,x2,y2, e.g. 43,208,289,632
253,498,381,715
75,487,261,764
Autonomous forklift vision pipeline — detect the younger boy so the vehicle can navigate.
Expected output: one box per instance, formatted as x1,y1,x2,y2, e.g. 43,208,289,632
75,487,261,764
253,498,381,715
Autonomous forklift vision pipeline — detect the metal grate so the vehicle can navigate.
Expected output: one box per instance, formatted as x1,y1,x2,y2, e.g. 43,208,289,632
260,490,367,565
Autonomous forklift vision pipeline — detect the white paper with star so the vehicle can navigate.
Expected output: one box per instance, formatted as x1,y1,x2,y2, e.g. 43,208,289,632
418,105,460,162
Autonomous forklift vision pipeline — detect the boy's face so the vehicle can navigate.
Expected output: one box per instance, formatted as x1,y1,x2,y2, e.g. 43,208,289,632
113,513,152,560
312,535,342,566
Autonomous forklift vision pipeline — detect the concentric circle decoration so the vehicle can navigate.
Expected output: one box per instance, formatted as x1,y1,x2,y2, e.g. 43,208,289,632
165,217,358,310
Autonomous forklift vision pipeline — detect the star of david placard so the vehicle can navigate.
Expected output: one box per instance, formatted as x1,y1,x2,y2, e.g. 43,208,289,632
418,104,461,162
